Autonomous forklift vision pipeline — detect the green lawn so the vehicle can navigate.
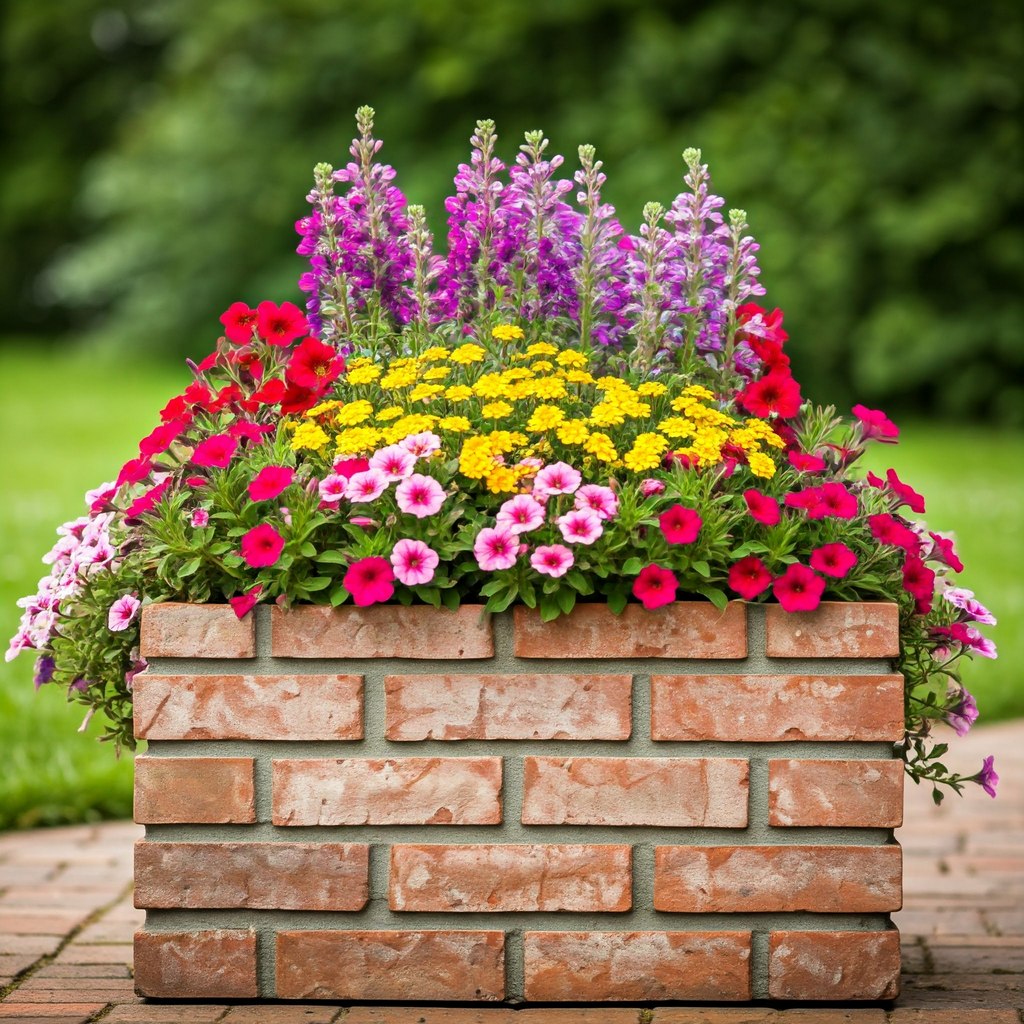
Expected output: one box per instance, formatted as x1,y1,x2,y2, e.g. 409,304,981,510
1,346,1020,830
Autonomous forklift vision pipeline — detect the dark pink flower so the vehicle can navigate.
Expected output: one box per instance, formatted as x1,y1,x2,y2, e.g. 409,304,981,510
743,489,780,526
787,451,827,473
772,563,826,613
728,556,773,600
885,469,925,514
810,543,858,578
124,479,170,519
248,465,294,502
784,488,821,512
807,482,857,520
869,513,921,552
116,455,153,488
973,755,998,798
853,404,899,443
659,504,702,544
929,532,964,573
240,523,285,568
632,564,678,609
902,552,936,613
138,419,186,457
931,622,997,659
229,584,263,619
343,556,395,606
192,434,238,468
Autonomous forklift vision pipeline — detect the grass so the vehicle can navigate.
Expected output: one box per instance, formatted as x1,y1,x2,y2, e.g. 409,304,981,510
0,345,1021,830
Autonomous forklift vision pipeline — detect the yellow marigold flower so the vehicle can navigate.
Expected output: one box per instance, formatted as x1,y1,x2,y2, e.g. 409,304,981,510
305,399,342,418
584,431,618,462
526,405,566,432
421,366,451,381
589,402,626,427
409,383,445,402
527,377,567,401
346,364,382,385
531,359,554,373
290,422,330,452
595,376,629,392
381,414,438,444
481,401,514,419
691,427,729,465
472,373,508,399
376,405,404,422
688,404,735,428
556,419,590,445
380,367,417,390
421,346,450,361
334,426,382,454
449,343,486,365
492,324,525,341
659,416,697,439
501,367,533,380
745,418,785,449
526,341,558,357
485,466,518,493
748,450,777,479
348,356,373,367
458,436,499,479
622,432,670,473
562,368,595,384
334,400,374,426
637,380,668,397
682,384,716,400
438,415,471,432
444,385,474,402
555,349,588,368
728,427,759,453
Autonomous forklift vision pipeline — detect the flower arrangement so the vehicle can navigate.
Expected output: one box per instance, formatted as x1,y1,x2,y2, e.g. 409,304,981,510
7,108,997,802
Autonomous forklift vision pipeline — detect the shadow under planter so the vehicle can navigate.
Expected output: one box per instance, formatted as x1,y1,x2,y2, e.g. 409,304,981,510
131,599,903,1003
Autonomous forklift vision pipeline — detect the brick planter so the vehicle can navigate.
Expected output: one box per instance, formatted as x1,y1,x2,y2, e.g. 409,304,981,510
132,599,904,1003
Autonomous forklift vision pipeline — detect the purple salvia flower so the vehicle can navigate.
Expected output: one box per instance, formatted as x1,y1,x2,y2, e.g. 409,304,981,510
722,207,767,374
946,688,979,736
404,204,444,333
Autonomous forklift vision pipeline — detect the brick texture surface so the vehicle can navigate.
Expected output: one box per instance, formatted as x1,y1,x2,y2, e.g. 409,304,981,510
133,930,257,999
276,930,505,1001
389,844,632,912
384,673,632,740
133,757,255,824
651,673,905,741
768,758,905,827
654,844,902,912
133,673,363,741
522,930,752,1001
513,601,747,659
272,756,502,825
139,602,256,659
764,601,900,659
521,756,748,827
768,929,902,1000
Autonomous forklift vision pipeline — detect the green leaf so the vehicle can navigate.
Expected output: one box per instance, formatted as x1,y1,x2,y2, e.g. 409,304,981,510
317,550,348,564
621,556,644,575
692,559,711,578
300,541,317,558
303,576,332,592
539,594,561,622
556,588,577,615
694,585,729,610
607,591,628,615
329,586,349,607
178,557,201,578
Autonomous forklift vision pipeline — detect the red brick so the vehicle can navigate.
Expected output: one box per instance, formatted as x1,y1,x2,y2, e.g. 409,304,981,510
133,673,363,741
651,673,904,741
0,1004,108,1019
768,929,901,1000
769,758,904,827
270,604,493,658
134,841,368,911
654,845,902,912
389,844,631,912
523,930,751,1001
521,756,748,827
513,602,747,659
133,757,255,824
765,601,899,659
133,929,257,999
384,673,632,740
272,757,502,825
275,930,504,1001
139,602,256,659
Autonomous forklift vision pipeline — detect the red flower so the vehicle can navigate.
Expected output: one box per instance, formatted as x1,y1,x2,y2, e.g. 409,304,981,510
195,349,220,372
743,489,780,526
220,302,259,344
228,584,263,619
784,488,822,512
334,457,370,476
251,377,286,405
853,404,899,443
209,383,242,413
632,564,678,609
737,372,802,419
248,465,294,502
772,563,826,613
928,532,964,573
787,451,826,473
728,556,773,600
183,380,212,408
902,552,936,613
240,523,285,568
116,455,153,488
748,337,790,374
658,504,703,544
192,434,238,468
868,513,921,552
124,479,170,520
343,556,395,607
185,475,208,488
286,337,345,390
667,452,699,470
885,469,925,514
228,420,275,442
810,543,858,578
159,394,190,423
807,482,858,520
138,419,186,457
257,300,307,346
279,383,320,415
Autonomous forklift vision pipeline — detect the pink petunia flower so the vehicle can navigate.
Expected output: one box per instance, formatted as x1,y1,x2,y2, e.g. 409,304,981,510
784,488,821,512
318,474,349,505
395,474,446,518
946,689,979,737
869,513,921,552
370,444,417,481
942,586,996,625
557,507,604,545
399,432,442,458
473,526,519,571
807,482,857,520
640,478,666,497
192,434,239,468
497,494,546,534
787,451,827,473
931,622,997,660
344,469,390,503
884,468,925,514
902,552,936,614
530,544,575,578
809,543,858,578
743,489,780,526
659,504,702,544
343,556,395,606
533,461,582,497
228,584,263,619
772,563,826,613
240,523,285,567
334,457,370,477
973,755,998,798
107,594,141,632
575,484,619,520
632,564,678,609
190,508,210,528
728,556,773,600
390,538,439,587
928,531,964,572
248,465,294,502
853,404,899,443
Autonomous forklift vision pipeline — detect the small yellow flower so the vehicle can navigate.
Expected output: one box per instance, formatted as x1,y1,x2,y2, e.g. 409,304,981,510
556,349,588,368
658,416,697,439
485,466,518,493
526,341,558,357
444,385,474,402
382,413,438,444
747,451,777,479
334,400,375,426
622,432,670,473
584,431,618,462
376,405,404,422
473,373,510,399
492,324,525,342
346,364,382,385
588,402,626,428
636,380,668,397
562,368,596,384
334,426,382,454
526,405,566,432
481,400,514,419
438,415,471,432
290,422,330,452
682,384,716,400
556,419,590,445
305,399,342,418
409,383,445,402
380,367,417,390
422,366,452,381
526,377,567,401
421,346,450,361
449,343,486,365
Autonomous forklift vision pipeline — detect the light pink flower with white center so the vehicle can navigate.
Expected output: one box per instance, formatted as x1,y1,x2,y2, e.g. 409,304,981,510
473,526,519,571
395,474,446,518
390,538,440,586
399,431,442,458
344,468,390,503
318,473,349,504
533,461,582,497
531,544,575,578
370,444,416,481
640,478,666,497
190,508,209,528
943,586,997,626
108,594,141,632
575,484,618,520
557,507,604,545
85,481,117,508
496,494,546,534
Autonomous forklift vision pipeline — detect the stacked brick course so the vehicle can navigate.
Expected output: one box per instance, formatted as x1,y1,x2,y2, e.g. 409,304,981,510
133,600,903,1003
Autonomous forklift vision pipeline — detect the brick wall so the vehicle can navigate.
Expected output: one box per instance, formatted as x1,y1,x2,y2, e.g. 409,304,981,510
133,600,903,1003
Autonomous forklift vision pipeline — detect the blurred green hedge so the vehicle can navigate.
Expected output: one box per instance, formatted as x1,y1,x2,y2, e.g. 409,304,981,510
3,0,1021,419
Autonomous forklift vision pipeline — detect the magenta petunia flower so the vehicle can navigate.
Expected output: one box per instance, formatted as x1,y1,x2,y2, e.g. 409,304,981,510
807,482,857,520
784,488,821,512
497,494,545,534
973,755,999,798
632,564,678,609
640,478,666,497
929,531,964,572
192,434,239,468
248,465,294,502
228,584,263,619
743,488,780,526
534,461,582,497
575,484,619,520
190,508,210,528
787,451,827,473
240,523,285,568
370,444,417,481
390,538,439,587
107,594,141,632
942,586,996,626
931,622,997,660
344,468,390,503
395,474,446,518
343,556,395,606
884,468,925,514
530,544,575,578
809,543,858,579
902,552,936,613
869,513,921,552
853,404,899,443
557,507,604,545
728,556,773,600
659,504,702,544
473,526,519,571
946,688,979,737
772,563,825,613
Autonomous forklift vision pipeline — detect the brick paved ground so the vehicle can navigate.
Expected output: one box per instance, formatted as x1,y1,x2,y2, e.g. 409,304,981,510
1,720,1021,1024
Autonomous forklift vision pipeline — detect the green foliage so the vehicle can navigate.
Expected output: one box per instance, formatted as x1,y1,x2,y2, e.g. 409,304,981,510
2,1,1020,418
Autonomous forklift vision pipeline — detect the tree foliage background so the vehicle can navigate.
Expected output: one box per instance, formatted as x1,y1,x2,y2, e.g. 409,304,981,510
3,0,1022,420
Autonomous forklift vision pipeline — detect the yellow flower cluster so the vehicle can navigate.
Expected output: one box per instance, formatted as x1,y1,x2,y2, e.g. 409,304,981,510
287,326,784,488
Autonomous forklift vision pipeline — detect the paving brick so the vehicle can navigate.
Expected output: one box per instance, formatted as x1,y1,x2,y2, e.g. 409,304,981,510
220,1006,343,1023
651,673,904,741
134,841,368,911
521,755,748,826
133,673,363,741
100,1006,234,1023
768,758,904,827
271,604,493,658
513,601,747,659
384,673,632,740
764,601,899,659
767,929,901,1000
389,844,631,912
272,756,502,825
523,930,752,1001
139,601,255,658
276,930,505,1001
133,756,255,824
0,1005,107,1019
